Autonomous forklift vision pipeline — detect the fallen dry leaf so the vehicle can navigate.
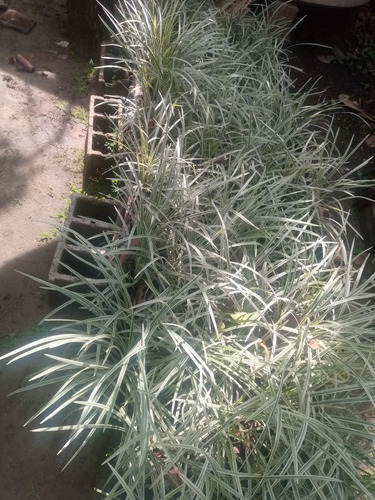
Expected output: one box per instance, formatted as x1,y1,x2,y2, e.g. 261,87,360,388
258,340,270,361
338,94,375,123
332,46,345,61
317,54,334,64
365,135,375,148
308,338,320,350
219,0,252,12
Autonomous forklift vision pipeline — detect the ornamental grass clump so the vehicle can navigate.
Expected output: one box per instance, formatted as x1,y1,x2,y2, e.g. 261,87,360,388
1,1,375,499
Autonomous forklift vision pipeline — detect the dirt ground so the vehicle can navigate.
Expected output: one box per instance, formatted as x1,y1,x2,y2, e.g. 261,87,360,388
0,0,88,336
290,1,375,182
0,1,374,499
0,0,102,498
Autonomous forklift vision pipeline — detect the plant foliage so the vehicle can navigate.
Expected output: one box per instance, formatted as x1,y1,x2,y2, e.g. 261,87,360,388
2,1,375,499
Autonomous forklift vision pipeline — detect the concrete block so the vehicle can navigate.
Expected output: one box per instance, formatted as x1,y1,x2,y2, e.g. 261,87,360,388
97,42,130,97
49,193,119,288
70,193,118,221
83,95,124,189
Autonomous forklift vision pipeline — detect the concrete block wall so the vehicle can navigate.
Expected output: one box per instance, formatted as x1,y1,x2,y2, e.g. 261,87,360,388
98,42,130,98
83,95,124,189
49,193,119,288
49,33,131,290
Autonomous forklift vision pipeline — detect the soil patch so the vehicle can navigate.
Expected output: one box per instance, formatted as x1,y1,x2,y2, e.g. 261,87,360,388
0,0,101,498
290,0,375,177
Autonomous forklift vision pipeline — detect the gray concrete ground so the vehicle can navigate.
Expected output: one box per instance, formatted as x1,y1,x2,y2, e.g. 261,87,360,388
0,0,101,498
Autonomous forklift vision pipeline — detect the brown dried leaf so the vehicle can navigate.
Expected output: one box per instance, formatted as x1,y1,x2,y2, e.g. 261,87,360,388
165,467,182,489
338,94,375,122
332,47,345,61
365,135,375,148
308,338,320,350
258,340,270,361
317,54,334,64
219,0,252,13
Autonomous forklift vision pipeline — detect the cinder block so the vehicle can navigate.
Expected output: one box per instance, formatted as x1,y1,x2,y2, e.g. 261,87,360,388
83,95,124,189
49,193,119,288
70,193,118,221
91,95,124,117
97,42,130,97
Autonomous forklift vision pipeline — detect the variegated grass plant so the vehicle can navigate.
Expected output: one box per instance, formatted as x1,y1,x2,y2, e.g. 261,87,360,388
2,1,375,499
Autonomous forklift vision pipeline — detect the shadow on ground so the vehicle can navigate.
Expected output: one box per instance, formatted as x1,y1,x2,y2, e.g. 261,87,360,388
0,241,57,338
0,349,105,500
0,0,94,212
0,241,108,499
